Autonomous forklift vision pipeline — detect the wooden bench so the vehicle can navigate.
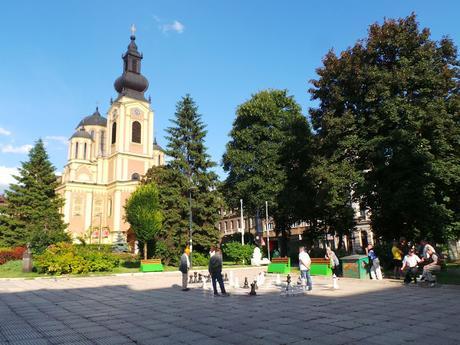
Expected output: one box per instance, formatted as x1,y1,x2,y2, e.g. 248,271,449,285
267,257,291,274
140,258,164,272
310,258,333,276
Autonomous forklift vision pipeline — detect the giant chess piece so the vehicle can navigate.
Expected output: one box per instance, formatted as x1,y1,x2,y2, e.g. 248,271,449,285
206,274,211,283
189,274,193,284
193,272,198,284
224,273,229,282
286,274,292,292
198,273,203,283
249,282,257,296
297,276,302,286
243,277,249,289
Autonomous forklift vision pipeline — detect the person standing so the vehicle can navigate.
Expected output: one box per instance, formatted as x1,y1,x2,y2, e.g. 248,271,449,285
366,244,383,280
325,247,340,289
179,249,190,291
392,241,404,279
208,248,229,296
299,247,312,291
401,249,421,284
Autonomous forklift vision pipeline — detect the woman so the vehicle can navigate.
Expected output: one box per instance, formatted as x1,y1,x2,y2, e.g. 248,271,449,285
325,247,340,289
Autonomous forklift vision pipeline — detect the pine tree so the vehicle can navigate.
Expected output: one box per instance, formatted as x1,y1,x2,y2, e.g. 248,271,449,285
0,139,69,250
144,95,222,264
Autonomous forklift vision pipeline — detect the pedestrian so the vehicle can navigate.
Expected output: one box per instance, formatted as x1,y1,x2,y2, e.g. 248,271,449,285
179,249,190,291
208,248,229,296
421,247,441,287
325,247,340,289
209,245,216,258
392,241,404,279
401,248,421,284
299,247,313,291
366,244,383,280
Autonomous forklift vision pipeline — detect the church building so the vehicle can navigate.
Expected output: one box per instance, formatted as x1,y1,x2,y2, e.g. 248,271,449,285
56,30,165,245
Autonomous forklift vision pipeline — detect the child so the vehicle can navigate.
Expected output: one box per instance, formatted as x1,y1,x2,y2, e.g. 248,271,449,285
401,249,421,284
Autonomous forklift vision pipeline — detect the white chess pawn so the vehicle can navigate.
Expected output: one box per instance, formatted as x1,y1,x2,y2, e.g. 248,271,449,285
234,277,239,289
275,274,281,285
332,274,339,289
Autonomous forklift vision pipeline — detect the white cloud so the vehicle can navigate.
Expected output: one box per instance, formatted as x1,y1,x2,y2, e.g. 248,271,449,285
162,20,185,34
0,166,18,187
0,127,11,136
1,144,33,154
45,135,68,145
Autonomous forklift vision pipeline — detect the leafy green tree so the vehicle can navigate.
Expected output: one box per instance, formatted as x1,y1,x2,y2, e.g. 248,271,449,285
144,95,222,264
309,14,460,243
0,139,69,251
223,89,313,254
124,183,163,260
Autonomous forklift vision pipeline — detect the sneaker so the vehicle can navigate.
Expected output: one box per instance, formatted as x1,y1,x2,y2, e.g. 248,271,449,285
182,288,190,291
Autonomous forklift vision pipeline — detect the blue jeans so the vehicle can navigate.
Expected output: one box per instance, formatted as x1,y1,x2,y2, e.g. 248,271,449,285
300,269,312,290
211,272,226,294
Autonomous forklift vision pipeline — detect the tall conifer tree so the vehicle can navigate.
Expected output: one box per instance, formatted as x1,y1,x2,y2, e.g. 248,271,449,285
0,139,69,250
144,95,222,263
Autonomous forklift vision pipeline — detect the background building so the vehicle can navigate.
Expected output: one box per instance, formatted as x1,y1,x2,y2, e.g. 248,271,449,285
57,32,164,245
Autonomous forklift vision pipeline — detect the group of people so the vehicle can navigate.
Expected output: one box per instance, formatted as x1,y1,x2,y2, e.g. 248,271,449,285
392,239,441,286
179,246,229,296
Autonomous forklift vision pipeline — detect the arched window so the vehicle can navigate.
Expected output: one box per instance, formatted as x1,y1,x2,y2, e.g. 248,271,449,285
111,122,117,144
75,142,79,159
83,143,87,160
132,121,141,143
131,173,140,181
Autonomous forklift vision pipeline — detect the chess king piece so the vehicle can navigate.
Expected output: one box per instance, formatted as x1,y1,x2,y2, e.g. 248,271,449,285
243,277,249,289
249,282,257,296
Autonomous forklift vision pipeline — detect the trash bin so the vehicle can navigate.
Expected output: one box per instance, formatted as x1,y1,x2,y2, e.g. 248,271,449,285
341,255,369,279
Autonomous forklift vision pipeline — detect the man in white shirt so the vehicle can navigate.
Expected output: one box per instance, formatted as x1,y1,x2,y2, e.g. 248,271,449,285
401,249,421,284
299,247,312,291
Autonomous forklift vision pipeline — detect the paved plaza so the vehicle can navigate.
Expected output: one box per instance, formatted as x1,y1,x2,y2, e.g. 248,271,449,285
1,268,459,345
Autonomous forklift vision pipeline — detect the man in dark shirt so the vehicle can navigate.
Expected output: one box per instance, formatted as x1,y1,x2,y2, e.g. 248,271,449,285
208,248,229,296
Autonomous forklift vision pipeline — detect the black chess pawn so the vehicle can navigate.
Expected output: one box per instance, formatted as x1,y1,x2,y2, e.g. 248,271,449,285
224,273,228,282
193,272,198,284
243,277,249,289
198,273,203,283
249,282,257,296
286,274,292,292
189,275,193,284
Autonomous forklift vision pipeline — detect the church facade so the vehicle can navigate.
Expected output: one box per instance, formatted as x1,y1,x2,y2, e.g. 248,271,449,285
56,31,164,245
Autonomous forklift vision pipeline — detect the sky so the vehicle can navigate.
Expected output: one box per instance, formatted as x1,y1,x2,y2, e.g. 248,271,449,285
0,0,459,192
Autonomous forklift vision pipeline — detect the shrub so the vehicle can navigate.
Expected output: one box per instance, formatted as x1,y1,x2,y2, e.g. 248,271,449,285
0,247,26,265
222,242,254,264
191,252,209,266
35,243,119,275
113,252,140,268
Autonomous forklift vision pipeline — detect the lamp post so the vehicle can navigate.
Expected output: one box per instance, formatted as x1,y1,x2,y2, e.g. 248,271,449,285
240,199,244,245
265,201,270,261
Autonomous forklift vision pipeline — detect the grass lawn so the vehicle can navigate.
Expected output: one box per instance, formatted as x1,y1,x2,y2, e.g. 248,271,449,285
0,260,253,279
437,263,460,285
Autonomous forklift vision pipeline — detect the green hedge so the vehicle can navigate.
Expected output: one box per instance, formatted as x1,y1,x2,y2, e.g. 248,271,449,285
222,242,254,264
35,243,119,275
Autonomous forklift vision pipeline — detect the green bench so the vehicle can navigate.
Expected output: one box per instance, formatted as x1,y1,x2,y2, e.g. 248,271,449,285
267,257,291,274
310,258,332,276
140,258,164,272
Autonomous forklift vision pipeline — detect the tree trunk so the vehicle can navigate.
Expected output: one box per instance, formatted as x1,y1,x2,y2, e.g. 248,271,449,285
144,242,148,260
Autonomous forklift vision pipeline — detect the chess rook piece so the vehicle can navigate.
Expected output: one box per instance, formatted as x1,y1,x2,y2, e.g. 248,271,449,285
189,275,193,284
198,273,203,283
193,272,198,284
249,282,257,296
243,277,249,289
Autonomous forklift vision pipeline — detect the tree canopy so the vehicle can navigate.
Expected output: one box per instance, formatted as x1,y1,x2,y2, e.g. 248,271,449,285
124,182,163,260
309,14,460,243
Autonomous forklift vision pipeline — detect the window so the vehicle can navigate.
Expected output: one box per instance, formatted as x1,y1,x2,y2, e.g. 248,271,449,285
73,197,83,216
83,143,87,160
132,121,141,143
131,173,140,181
108,199,112,217
111,122,117,144
75,142,79,159
100,130,105,155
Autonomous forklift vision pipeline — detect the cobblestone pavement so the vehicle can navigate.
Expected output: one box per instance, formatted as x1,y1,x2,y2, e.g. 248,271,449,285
1,268,459,345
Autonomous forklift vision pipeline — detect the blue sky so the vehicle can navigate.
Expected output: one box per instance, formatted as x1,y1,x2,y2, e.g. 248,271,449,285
1,1,459,191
